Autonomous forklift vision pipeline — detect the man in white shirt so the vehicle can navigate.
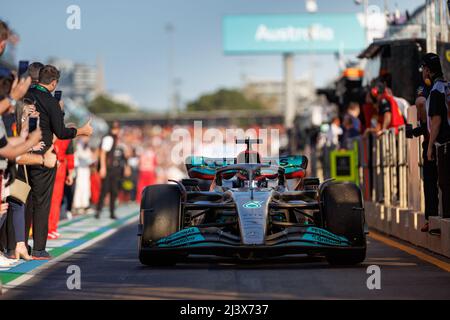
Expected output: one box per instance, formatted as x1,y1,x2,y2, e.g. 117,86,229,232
96,122,127,219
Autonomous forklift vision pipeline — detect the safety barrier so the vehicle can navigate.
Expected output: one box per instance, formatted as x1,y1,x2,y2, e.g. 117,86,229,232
365,128,430,210
343,126,411,209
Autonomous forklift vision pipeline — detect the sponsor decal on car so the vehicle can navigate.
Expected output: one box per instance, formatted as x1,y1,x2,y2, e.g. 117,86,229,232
243,201,263,209
158,235,206,248
156,227,202,245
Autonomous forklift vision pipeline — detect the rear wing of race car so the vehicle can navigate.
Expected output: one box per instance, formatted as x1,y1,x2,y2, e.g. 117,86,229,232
185,155,308,181
185,155,308,170
263,156,308,170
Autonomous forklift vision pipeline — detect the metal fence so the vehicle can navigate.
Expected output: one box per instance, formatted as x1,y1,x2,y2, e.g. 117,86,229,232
327,104,443,216
348,126,409,209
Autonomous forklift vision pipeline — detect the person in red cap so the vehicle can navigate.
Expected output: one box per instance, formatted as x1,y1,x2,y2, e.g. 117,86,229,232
366,82,405,135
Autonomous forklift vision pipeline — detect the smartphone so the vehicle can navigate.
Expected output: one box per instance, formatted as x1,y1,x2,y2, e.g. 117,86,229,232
54,91,62,101
18,61,29,79
29,117,39,133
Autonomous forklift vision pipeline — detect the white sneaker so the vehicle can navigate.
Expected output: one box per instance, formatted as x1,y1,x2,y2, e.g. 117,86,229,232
66,211,73,220
0,255,17,268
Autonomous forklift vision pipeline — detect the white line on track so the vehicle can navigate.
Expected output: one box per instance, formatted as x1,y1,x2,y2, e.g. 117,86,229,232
1,216,139,295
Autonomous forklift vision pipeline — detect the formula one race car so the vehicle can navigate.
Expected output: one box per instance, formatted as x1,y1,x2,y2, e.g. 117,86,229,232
138,139,367,266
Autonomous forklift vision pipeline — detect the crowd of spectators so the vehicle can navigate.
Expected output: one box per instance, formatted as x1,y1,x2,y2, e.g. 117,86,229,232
0,19,95,265
320,78,407,152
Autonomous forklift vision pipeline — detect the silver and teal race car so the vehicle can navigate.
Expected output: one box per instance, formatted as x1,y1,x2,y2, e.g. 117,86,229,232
138,139,367,266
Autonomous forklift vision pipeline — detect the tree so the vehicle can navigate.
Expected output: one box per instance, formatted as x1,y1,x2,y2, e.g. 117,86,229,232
88,95,134,114
186,89,265,112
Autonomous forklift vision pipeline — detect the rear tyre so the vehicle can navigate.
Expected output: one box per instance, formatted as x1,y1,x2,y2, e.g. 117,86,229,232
320,182,367,266
138,184,182,266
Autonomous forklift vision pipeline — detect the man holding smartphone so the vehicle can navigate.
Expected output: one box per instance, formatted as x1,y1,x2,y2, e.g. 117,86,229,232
23,65,93,260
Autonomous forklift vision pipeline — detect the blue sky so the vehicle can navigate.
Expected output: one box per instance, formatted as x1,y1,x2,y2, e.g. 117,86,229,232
1,0,424,112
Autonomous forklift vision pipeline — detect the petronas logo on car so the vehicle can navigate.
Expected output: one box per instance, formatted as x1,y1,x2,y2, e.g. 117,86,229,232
243,201,263,209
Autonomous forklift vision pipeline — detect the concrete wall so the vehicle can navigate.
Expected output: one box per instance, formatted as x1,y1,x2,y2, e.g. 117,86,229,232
365,201,450,258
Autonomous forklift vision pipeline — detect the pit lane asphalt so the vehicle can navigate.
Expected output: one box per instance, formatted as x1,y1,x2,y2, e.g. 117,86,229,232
2,221,450,300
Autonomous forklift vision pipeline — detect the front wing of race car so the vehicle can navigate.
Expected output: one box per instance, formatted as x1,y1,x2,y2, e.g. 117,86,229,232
139,225,364,258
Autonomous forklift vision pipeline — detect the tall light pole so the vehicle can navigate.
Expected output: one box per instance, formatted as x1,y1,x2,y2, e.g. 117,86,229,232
438,0,449,41
384,0,390,23
283,0,317,130
354,0,370,45
426,0,437,53
165,23,177,113
284,53,295,129
363,0,369,44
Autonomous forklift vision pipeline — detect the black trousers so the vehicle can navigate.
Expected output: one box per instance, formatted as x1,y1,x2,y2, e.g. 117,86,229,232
22,166,57,252
64,183,74,212
437,142,450,218
97,168,121,217
422,141,439,220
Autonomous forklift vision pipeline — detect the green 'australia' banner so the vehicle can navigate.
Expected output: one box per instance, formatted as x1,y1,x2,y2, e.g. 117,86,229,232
223,14,365,54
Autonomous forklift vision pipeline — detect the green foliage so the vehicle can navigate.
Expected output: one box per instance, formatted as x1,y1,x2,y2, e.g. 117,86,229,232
88,95,134,114
187,89,265,112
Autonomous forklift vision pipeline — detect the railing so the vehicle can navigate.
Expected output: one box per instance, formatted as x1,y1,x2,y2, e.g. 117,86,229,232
342,125,409,209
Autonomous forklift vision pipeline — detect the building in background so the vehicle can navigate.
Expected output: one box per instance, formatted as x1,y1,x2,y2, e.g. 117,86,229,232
47,58,109,142
48,57,105,105
384,4,426,40
109,93,139,110
243,78,316,114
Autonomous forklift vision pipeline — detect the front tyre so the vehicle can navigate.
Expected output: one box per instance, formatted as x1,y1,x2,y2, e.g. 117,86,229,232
138,184,182,266
320,182,367,266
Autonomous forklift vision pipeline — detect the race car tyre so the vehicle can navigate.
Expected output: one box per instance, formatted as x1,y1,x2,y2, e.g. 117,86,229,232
139,184,182,266
320,182,366,266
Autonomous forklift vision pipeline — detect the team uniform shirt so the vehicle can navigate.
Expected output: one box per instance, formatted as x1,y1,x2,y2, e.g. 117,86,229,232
394,97,410,119
377,95,405,133
139,149,157,173
426,79,450,144
378,99,392,116
25,85,77,155
101,135,126,169
101,135,114,153
54,139,75,170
